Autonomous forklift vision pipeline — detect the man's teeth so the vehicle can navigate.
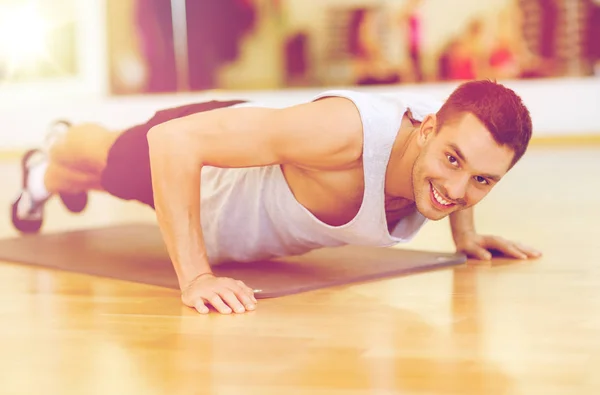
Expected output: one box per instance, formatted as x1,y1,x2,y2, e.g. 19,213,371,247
432,186,452,206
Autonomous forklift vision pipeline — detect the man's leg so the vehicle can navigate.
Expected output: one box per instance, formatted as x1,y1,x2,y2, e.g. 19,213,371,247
11,121,120,233
11,99,246,233
99,99,246,209
44,122,118,195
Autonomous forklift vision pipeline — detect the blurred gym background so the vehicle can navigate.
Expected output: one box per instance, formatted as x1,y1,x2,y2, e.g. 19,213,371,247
1,0,599,150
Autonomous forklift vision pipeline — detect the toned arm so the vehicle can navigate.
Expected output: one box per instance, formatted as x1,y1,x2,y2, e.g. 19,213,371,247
153,97,364,169
450,207,475,238
146,97,363,313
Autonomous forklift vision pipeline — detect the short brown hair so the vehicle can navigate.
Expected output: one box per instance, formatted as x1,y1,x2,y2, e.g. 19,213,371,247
436,80,533,168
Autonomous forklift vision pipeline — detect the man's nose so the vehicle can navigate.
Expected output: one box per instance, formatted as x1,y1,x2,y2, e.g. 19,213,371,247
444,175,469,203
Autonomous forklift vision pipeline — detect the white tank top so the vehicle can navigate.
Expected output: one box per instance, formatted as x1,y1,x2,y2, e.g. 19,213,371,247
199,90,443,264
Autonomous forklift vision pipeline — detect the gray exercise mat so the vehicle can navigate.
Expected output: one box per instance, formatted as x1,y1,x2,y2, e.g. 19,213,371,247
0,224,467,298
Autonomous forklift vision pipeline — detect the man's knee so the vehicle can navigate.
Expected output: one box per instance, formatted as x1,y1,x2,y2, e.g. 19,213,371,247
48,124,114,171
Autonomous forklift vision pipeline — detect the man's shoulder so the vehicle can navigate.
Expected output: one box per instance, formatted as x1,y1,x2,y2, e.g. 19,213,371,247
309,90,403,120
379,91,444,118
310,89,443,117
310,89,385,103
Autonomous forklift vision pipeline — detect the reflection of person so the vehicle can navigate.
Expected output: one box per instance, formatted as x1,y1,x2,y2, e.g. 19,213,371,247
134,0,256,92
397,0,425,82
489,40,520,80
515,0,559,77
487,3,522,79
436,20,487,81
461,20,488,79
438,15,523,82
489,0,557,79
587,0,600,73
134,0,177,92
13,80,541,315
348,8,400,85
437,40,460,80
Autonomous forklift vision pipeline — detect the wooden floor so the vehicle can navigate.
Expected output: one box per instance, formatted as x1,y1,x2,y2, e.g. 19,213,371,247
0,146,599,395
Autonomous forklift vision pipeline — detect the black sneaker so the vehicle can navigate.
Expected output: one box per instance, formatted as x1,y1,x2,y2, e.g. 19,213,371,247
11,120,90,234
11,149,49,234
59,191,88,213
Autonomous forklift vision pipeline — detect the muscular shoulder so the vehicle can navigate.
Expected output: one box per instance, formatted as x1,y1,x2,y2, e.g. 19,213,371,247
152,93,367,172
269,95,365,170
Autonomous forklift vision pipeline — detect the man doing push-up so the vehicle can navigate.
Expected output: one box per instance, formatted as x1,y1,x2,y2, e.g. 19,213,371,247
11,80,542,315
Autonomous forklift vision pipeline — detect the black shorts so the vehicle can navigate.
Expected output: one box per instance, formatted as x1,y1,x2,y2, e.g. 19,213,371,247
100,100,246,208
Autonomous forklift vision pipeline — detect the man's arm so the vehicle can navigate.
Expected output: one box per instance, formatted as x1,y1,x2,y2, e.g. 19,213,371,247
449,207,475,238
450,208,488,258
146,98,363,314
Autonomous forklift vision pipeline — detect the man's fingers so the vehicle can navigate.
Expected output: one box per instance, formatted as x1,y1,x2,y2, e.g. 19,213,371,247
208,294,233,314
515,242,542,258
471,245,492,260
219,290,247,314
485,238,527,259
194,301,210,314
183,277,260,315
460,243,491,260
237,280,258,303
231,287,257,311
459,236,541,262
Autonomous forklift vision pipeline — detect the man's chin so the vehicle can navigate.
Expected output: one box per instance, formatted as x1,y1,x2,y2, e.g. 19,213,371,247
416,200,458,221
421,210,450,221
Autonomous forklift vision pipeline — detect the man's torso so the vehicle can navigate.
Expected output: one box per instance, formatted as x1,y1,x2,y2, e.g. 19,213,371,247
198,90,433,264
280,112,417,230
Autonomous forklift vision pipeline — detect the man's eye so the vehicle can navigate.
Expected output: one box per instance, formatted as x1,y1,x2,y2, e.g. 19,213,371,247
475,176,488,185
446,154,458,166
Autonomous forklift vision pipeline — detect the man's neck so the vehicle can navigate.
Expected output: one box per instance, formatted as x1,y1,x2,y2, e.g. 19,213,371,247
384,114,421,201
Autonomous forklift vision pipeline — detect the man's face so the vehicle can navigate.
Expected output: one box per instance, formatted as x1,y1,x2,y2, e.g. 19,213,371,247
412,112,515,221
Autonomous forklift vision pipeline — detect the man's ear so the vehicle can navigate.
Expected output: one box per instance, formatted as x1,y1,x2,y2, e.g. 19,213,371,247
417,114,437,147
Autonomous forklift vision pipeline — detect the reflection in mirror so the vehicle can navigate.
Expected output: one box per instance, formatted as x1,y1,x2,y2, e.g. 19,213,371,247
102,0,599,95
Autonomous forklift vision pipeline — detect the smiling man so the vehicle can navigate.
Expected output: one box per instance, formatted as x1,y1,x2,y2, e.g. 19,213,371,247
12,79,541,315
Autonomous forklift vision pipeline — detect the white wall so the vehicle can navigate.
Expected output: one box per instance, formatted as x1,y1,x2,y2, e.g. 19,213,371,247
0,76,599,151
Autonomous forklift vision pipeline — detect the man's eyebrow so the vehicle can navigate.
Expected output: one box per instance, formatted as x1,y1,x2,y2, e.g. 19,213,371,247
481,173,501,182
448,143,467,163
448,143,501,182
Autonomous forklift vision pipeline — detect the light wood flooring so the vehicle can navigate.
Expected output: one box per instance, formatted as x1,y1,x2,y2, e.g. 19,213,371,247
0,146,598,395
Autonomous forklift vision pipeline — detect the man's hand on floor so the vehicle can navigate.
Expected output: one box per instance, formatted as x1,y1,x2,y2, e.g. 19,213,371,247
181,273,257,314
453,231,542,261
